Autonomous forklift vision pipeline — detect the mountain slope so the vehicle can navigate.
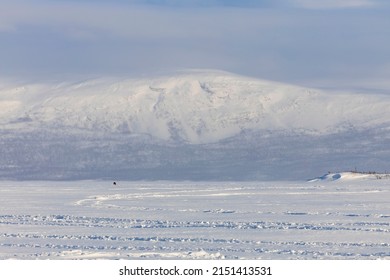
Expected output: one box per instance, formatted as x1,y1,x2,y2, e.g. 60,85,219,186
2,70,390,143
1,70,390,180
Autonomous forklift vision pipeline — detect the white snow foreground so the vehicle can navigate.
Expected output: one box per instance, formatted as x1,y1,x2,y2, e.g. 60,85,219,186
1,180,389,260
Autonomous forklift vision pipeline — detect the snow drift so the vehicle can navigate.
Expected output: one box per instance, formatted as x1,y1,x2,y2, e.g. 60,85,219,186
308,172,390,182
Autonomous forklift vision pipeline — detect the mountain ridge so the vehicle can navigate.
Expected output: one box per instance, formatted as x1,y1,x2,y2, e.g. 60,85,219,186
2,70,390,144
1,70,390,180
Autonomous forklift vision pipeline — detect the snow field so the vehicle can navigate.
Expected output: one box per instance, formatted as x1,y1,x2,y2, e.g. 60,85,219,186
0,180,389,259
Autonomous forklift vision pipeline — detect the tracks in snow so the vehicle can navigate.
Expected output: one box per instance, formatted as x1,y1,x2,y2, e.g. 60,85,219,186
1,181,390,259
0,214,390,232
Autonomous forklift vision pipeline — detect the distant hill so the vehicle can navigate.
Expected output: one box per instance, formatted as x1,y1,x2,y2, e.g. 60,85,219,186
1,70,390,180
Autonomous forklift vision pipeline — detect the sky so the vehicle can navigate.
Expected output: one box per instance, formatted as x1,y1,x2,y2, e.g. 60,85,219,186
1,0,390,90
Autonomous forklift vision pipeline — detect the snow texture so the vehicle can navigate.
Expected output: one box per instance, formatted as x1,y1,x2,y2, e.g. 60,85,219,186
1,180,389,260
308,172,390,182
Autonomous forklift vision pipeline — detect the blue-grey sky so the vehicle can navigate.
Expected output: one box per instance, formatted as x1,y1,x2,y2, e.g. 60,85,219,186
1,0,389,89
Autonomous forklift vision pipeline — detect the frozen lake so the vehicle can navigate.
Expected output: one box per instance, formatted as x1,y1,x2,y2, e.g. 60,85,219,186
1,179,389,259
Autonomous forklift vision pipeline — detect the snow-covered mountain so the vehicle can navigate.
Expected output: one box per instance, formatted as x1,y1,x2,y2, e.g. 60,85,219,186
1,70,390,180
2,70,390,143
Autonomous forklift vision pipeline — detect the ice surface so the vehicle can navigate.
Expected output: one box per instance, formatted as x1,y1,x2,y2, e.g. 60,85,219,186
1,180,389,260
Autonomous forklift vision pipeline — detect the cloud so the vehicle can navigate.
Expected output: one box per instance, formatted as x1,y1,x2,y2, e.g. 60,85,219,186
0,0,389,91
288,0,379,9
0,23,16,33
0,1,285,54
0,1,241,40
0,1,267,77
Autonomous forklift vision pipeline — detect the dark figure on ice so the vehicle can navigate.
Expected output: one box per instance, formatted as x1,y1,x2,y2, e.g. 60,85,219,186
113,181,117,186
